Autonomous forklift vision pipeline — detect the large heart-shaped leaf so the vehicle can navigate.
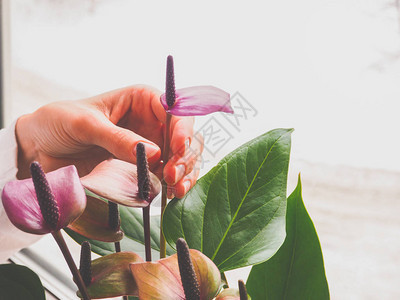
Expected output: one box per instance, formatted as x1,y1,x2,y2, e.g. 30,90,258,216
246,176,330,300
0,264,45,300
66,204,175,259
163,128,293,271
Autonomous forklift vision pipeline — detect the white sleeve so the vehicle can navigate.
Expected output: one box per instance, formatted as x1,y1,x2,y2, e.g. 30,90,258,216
0,120,41,262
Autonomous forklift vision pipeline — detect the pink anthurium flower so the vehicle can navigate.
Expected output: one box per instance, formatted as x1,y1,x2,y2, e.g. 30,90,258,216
1,164,86,234
2,158,161,236
160,85,233,116
69,158,161,242
77,246,143,299
67,195,124,242
80,158,161,208
159,55,234,116
129,238,221,300
159,55,234,259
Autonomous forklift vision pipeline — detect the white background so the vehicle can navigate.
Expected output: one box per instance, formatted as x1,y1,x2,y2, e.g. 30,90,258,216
10,0,400,172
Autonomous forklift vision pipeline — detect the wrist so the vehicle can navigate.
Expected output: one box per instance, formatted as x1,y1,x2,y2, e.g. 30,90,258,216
15,114,38,179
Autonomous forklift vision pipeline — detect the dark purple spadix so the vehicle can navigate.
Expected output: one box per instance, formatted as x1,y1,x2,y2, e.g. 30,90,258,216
176,238,200,300
79,241,92,287
165,55,176,108
30,161,59,230
108,201,120,230
238,280,248,300
136,143,150,201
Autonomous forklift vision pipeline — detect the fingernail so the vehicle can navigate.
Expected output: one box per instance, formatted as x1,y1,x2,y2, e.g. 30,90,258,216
133,142,159,158
167,186,175,199
175,164,186,184
184,139,190,155
183,180,191,194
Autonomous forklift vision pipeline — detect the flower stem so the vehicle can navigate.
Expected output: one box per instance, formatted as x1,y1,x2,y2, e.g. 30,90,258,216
143,206,152,261
160,112,172,259
114,238,127,300
108,201,122,253
114,241,121,252
52,230,90,300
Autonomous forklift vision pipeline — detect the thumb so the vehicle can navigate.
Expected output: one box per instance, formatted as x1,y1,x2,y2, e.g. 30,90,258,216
91,120,161,164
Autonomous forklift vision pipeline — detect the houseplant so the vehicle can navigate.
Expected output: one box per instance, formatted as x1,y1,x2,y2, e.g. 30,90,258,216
0,56,329,299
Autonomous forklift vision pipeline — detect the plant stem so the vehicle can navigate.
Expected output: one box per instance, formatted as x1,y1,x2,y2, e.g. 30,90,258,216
143,206,152,261
114,241,121,252
160,113,172,259
114,237,126,300
52,231,90,300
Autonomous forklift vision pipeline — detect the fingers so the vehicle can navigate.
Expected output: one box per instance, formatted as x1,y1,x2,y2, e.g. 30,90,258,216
82,85,164,164
169,160,201,199
164,132,204,193
84,85,203,198
169,116,195,156
90,118,161,164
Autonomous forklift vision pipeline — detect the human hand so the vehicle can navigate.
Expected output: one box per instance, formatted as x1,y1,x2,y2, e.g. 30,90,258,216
15,85,204,198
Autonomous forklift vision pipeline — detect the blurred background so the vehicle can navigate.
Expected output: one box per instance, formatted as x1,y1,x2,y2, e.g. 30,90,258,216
1,0,400,299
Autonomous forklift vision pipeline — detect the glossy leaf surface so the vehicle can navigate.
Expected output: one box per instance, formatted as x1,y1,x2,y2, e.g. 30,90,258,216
246,176,329,300
163,129,292,271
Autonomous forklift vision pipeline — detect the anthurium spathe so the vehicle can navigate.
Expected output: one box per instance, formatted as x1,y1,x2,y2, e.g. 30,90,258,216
129,239,221,300
69,158,160,242
160,85,233,116
159,56,233,116
77,251,143,299
1,163,86,234
80,158,161,208
67,195,124,242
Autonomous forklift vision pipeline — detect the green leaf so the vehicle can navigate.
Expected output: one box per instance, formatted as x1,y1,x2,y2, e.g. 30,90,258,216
246,176,330,300
0,264,45,300
66,204,175,259
163,128,293,271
